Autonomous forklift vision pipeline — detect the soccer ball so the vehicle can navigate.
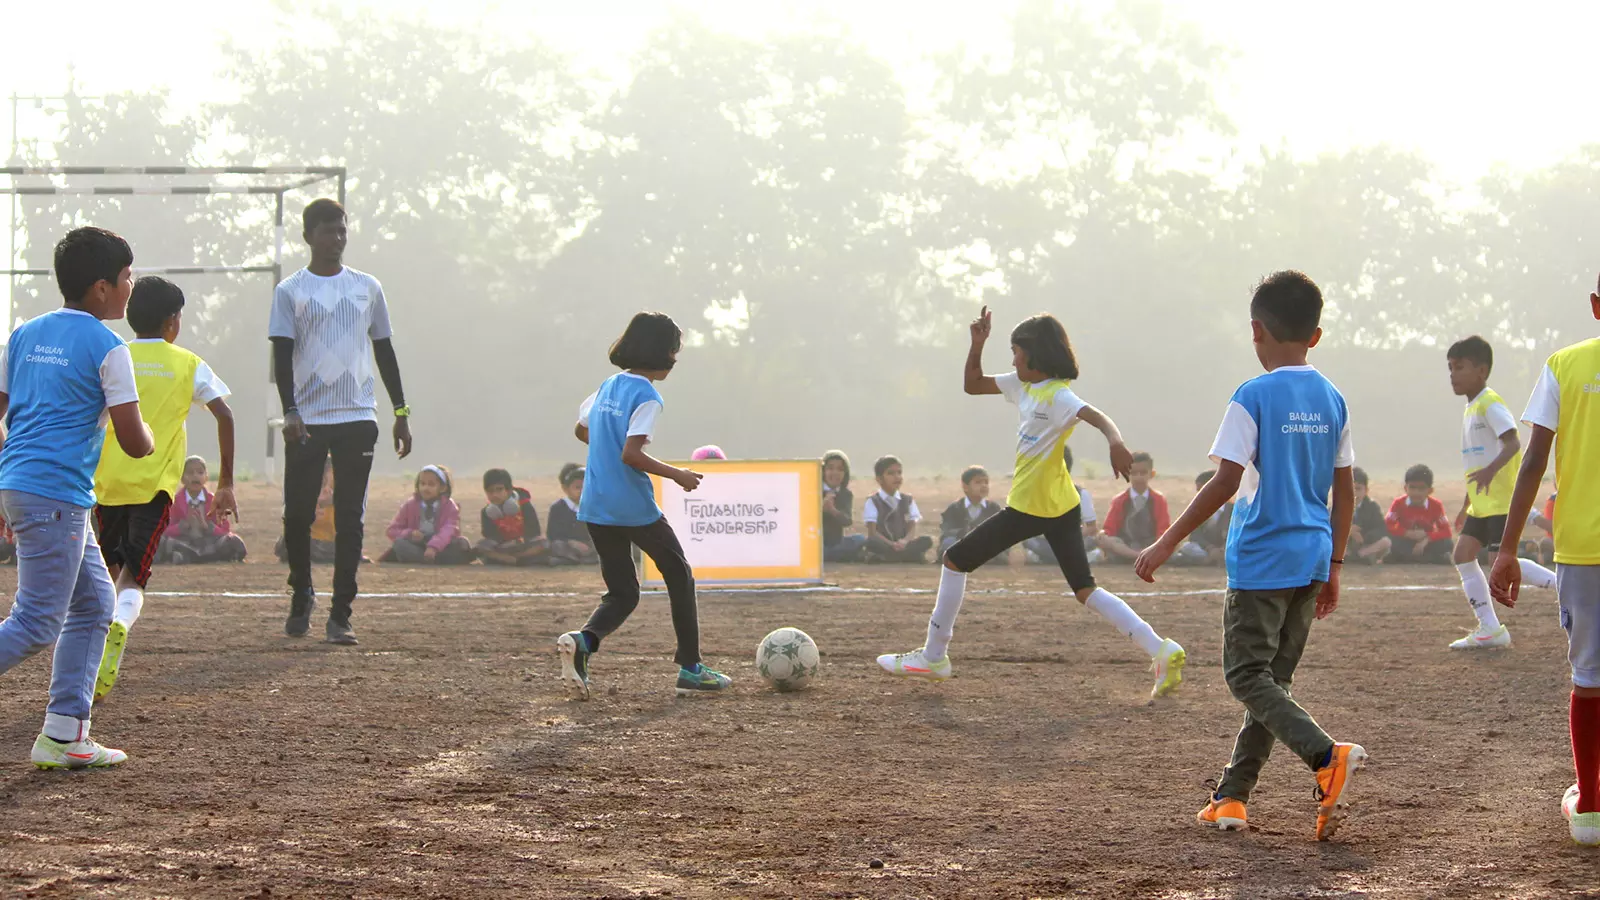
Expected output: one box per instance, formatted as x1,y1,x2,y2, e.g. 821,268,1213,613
756,627,820,692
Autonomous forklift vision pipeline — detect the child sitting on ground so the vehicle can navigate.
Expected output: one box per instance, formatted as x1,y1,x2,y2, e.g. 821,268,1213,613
1097,451,1170,562
1026,444,1099,564
161,456,248,564
822,450,868,563
383,465,473,565
547,463,599,566
1175,469,1230,565
939,465,1002,559
1349,467,1392,564
477,468,547,566
1386,463,1454,564
863,455,935,563
276,460,336,563
1521,489,1557,566
0,515,14,565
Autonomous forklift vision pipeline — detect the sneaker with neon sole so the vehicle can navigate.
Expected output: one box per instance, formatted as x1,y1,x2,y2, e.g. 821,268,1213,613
557,631,591,700
94,621,129,702
875,647,952,681
1563,784,1600,846
675,665,732,697
1314,742,1368,840
31,732,127,770
1151,638,1185,699
1449,624,1511,650
1197,796,1248,831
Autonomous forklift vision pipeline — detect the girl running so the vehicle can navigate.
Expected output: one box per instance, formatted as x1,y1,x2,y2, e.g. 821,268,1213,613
877,307,1186,699
558,312,732,699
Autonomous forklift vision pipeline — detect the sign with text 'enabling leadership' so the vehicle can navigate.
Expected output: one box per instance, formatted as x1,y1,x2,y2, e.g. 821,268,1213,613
643,459,823,586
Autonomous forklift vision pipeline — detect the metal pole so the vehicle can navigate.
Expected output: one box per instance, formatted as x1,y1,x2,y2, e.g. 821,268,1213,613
9,92,18,334
337,169,346,207
267,190,286,486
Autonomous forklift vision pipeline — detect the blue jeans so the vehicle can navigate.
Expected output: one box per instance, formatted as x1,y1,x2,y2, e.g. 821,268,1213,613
824,534,868,563
0,490,116,728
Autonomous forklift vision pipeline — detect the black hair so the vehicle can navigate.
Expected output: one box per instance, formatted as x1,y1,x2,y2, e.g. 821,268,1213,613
54,226,132,304
1062,443,1074,471
961,465,988,485
1404,464,1434,488
609,311,682,371
483,468,514,492
1195,469,1216,489
126,276,185,335
417,465,454,499
1009,314,1079,380
1131,451,1154,468
559,463,585,487
302,198,346,235
1250,270,1323,343
874,455,902,478
822,450,852,486
1447,335,1493,373
1352,466,1369,487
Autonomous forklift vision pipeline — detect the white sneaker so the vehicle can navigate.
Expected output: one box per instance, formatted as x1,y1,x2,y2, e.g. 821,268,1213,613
1151,638,1186,699
31,732,127,770
1448,624,1511,650
1564,784,1600,845
876,647,952,681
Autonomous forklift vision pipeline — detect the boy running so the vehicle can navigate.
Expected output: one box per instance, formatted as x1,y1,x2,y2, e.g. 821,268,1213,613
1135,271,1366,840
876,308,1186,699
1445,335,1556,650
92,277,236,700
1489,274,1600,845
0,227,153,767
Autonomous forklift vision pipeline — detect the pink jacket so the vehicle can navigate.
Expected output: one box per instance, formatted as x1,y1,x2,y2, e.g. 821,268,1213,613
165,489,232,539
386,496,463,552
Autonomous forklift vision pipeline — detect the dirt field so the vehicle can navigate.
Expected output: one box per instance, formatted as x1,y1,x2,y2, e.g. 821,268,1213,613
0,475,1589,899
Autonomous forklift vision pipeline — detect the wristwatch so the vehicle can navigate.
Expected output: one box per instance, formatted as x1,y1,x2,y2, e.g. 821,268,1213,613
394,405,412,418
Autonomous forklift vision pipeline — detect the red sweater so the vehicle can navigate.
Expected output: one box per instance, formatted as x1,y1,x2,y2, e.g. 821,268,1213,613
1103,489,1171,541
1385,496,1452,542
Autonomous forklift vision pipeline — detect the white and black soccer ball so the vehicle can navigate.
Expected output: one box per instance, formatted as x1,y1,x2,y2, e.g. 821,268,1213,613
755,627,820,692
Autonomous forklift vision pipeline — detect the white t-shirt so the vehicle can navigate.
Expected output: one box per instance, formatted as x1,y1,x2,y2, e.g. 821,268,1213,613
268,266,393,426
862,490,921,524
1461,388,1519,474
994,372,1086,517
1076,487,1097,524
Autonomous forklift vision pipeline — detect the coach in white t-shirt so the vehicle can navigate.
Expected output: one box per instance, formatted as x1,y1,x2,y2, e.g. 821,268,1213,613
268,199,413,646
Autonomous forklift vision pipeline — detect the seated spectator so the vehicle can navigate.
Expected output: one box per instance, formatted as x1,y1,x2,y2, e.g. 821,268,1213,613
1386,463,1454,564
161,456,248,564
821,450,868,563
1097,451,1170,562
276,460,337,564
1026,444,1099,564
862,455,934,563
476,468,548,566
1349,466,1392,564
1521,490,1556,566
940,465,1002,559
1176,469,1230,566
383,465,473,565
547,463,599,566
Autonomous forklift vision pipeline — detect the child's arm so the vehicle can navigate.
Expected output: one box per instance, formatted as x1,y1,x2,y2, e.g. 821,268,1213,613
1134,463,1242,581
1469,425,1522,494
963,306,1001,396
208,398,238,523
1317,466,1354,620
1385,499,1408,537
1427,501,1453,541
386,501,413,542
1072,405,1134,481
481,506,498,543
1154,493,1172,536
1491,425,1555,606
621,435,702,492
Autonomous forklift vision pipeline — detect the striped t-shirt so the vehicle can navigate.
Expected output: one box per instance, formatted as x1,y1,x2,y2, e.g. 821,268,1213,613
268,266,393,425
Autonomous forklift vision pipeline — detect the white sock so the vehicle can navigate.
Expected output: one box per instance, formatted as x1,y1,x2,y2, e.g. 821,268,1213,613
1085,588,1165,657
1520,558,1558,589
113,587,144,629
1457,561,1501,630
924,567,967,662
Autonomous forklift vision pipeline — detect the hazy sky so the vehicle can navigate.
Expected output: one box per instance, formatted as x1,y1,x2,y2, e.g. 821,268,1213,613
2,0,1597,180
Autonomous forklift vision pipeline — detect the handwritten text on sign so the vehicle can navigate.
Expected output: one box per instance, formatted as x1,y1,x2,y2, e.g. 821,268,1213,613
667,472,801,568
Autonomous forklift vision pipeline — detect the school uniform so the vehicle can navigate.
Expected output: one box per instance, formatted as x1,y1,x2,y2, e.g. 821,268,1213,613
863,490,935,563
161,487,248,563
385,496,472,565
547,497,599,565
822,485,867,563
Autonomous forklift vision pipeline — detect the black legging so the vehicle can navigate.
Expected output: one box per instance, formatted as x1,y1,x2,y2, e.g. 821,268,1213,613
583,517,700,668
944,506,1097,593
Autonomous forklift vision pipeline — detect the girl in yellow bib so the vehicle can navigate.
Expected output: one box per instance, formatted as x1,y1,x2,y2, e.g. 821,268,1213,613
91,277,237,701
876,308,1186,699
